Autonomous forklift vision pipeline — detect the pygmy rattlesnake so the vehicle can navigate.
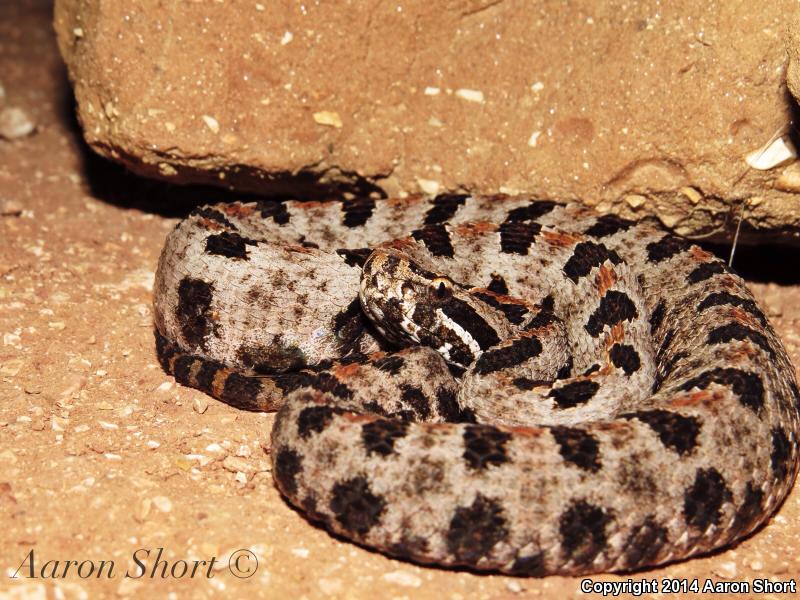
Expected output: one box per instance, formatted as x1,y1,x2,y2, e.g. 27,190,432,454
153,195,799,576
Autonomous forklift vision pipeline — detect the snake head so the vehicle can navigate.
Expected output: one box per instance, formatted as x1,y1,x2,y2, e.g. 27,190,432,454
359,248,511,368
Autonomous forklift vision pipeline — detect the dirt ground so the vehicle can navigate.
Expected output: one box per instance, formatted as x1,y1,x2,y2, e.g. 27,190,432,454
1,2,799,599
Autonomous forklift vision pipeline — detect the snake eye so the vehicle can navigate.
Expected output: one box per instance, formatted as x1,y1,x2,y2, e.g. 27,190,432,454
432,277,453,299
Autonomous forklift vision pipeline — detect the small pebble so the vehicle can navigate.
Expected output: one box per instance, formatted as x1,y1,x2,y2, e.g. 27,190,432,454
152,495,172,512
0,106,36,139
714,561,738,579
0,199,23,216
382,570,422,587
193,397,209,414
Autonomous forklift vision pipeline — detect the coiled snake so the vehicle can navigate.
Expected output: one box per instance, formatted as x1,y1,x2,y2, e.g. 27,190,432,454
153,195,799,576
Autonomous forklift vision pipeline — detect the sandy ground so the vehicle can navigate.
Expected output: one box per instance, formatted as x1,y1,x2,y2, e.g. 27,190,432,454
1,1,800,599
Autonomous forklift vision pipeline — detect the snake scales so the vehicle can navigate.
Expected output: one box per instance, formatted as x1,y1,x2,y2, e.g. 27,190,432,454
153,194,799,576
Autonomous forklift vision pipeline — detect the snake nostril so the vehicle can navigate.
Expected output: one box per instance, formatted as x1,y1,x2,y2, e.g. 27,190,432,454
433,277,453,300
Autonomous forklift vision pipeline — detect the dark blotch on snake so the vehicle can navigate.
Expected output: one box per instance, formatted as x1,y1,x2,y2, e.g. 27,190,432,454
681,368,765,413
646,235,690,263
562,241,622,283
463,424,512,470
583,213,633,238
473,335,542,375
274,449,303,495
609,343,641,375
687,261,727,284
487,274,509,295
504,200,559,222
400,384,432,419
585,290,638,337
623,409,700,456
342,197,376,228
191,206,236,229
424,193,468,224
698,291,767,326
329,477,386,535
411,224,455,257
551,426,601,472
549,380,600,408
499,221,541,255
256,200,290,224
771,427,793,480
623,517,668,569
559,500,612,566
176,278,214,349
361,419,409,456
446,494,508,563
683,468,731,530
730,482,765,537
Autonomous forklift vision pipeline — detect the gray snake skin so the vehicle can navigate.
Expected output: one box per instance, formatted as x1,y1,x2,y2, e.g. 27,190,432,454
153,195,800,576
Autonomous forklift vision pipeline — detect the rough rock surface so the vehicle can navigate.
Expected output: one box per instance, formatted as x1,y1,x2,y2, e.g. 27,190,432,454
54,0,800,242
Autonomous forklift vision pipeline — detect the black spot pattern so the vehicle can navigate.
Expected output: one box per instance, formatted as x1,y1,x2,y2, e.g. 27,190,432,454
524,309,559,330
361,419,409,456
584,213,633,237
687,260,727,284
191,206,236,229
556,357,573,379
274,449,302,495
681,368,765,413
436,386,473,422
336,247,372,267
194,359,224,394
487,274,509,295
609,343,641,375
332,298,367,352
698,291,767,326
559,500,611,566
220,372,263,409
473,291,529,325
623,517,668,569
646,235,690,263
550,426,601,472
440,298,501,351
205,232,257,259
400,385,432,419
373,354,405,375
463,424,511,470
683,468,731,530
446,494,508,563
512,377,549,390
730,482,764,537
562,241,622,283
549,380,599,408
329,477,386,535
297,405,340,438
342,197,376,227
499,221,541,255
424,193,467,224
624,409,700,456
171,355,195,386
504,200,559,222
473,335,542,375
278,371,353,400
256,200,290,224
585,290,638,337
771,427,792,480
176,278,214,349
649,301,666,334
412,224,454,257
510,553,546,576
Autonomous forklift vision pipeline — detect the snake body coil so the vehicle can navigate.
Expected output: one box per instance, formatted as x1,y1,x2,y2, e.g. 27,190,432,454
154,195,799,575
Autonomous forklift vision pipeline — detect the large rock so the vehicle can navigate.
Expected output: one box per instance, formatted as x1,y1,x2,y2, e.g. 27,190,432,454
55,0,800,242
